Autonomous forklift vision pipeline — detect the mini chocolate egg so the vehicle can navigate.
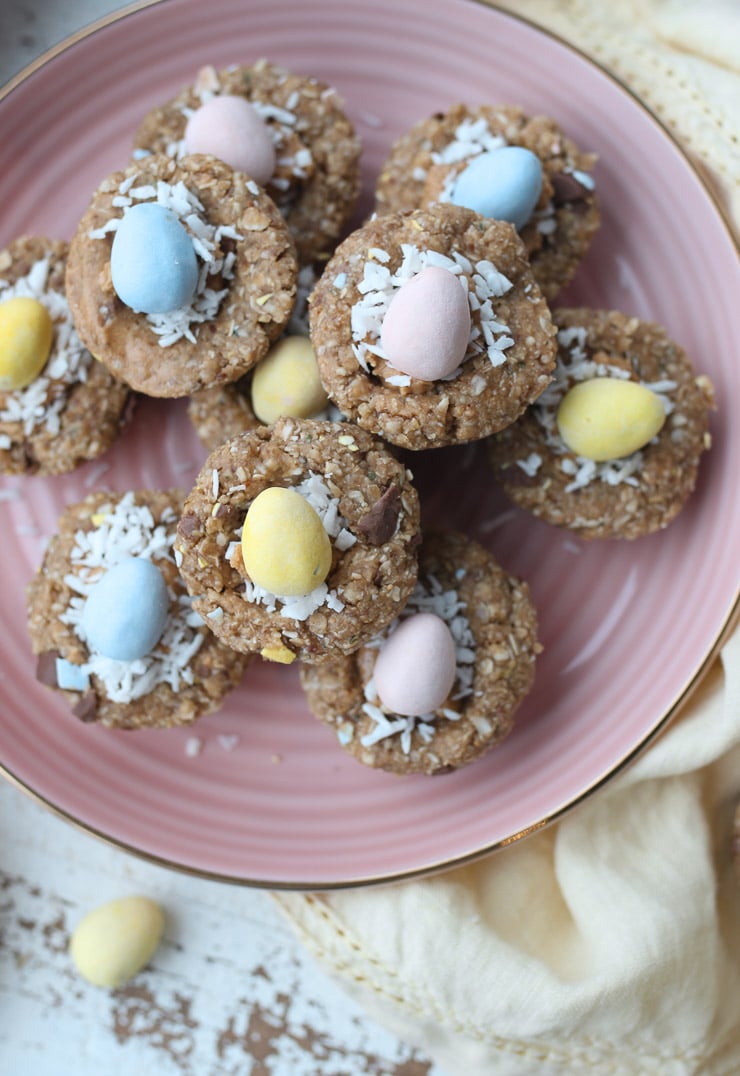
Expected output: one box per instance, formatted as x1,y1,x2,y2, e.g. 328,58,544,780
0,296,54,391
251,336,328,425
241,486,332,597
380,266,470,381
110,202,199,314
70,896,164,988
374,612,457,717
557,377,667,461
451,146,543,231
184,95,276,186
81,557,170,661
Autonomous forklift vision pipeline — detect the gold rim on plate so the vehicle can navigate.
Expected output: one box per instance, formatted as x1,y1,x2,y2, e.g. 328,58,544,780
0,0,738,891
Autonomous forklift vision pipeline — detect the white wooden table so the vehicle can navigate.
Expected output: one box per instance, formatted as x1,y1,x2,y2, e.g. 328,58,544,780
0,6,446,1073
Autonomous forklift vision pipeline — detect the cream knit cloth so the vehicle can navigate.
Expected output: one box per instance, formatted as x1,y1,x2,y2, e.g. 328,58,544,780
275,4,740,1073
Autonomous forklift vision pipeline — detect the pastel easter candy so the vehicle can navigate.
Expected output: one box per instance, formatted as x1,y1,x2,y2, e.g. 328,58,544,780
70,896,164,988
55,657,90,692
241,486,332,597
0,296,53,391
380,266,470,381
110,202,199,314
557,377,666,461
251,336,328,425
373,612,458,717
81,557,170,661
451,146,543,231
184,95,276,186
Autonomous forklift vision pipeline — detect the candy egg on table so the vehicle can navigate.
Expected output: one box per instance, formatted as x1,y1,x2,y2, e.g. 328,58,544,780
373,612,458,717
450,146,543,231
556,377,667,461
70,896,164,989
250,336,329,425
379,266,471,381
241,485,332,597
0,295,54,390
185,94,276,185
110,202,199,314
81,556,170,661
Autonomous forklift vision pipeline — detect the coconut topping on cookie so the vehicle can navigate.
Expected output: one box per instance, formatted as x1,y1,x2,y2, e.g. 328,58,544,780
518,325,678,493
90,175,243,347
0,258,94,443
350,244,515,383
57,493,206,703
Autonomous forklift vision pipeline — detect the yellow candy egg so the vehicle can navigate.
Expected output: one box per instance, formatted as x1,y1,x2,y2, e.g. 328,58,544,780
241,486,332,597
556,377,666,462
250,336,329,426
70,896,164,989
0,296,54,391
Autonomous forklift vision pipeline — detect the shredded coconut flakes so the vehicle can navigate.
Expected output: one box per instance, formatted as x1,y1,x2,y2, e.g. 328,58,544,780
0,259,94,438
58,492,206,703
519,326,678,492
356,574,476,754
90,177,243,347
350,244,514,379
239,473,356,621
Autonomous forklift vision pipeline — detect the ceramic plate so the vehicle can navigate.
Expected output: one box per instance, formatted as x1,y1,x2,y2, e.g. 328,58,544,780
1,0,738,888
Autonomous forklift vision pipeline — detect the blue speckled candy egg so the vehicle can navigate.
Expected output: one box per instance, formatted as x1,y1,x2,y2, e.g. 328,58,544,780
450,146,543,231
81,557,170,662
110,202,199,314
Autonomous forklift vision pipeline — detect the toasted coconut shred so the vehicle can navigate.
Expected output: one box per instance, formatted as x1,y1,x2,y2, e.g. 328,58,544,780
520,326,678,492
351,244,515,382
0,259,93,447
58,493,205,703
230,473,357,622
354,574,477,755
89,176,243,347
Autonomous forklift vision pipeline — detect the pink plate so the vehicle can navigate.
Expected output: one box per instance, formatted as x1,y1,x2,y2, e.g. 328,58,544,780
1,0,738,889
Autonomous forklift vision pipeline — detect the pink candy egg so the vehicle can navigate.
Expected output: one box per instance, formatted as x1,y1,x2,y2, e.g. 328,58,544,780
373,612,458,717
184,95,276,185
380,266,471,381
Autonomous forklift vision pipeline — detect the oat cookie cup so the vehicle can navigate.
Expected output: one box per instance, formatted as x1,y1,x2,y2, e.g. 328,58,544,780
133,60,361,265
0,237,130,475
300,530,540,776
488,308,714,540
26,490,249,730
309,204,557,451
175,417,421,664
66,154,297,398
375,104,599,300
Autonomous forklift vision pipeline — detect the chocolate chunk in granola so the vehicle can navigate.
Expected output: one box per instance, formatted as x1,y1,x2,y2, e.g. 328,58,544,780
357,485,401,546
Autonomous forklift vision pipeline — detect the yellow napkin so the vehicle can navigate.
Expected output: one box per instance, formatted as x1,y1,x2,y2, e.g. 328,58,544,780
275,4,740,1072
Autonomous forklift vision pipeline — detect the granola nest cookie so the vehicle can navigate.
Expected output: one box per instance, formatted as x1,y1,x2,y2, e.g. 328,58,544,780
133,60,362,265
176,417,421,663
487,308,715,540
300,530,540,776
309,204,557,451
26,489,249,730
375,104,599,300
66,153,297,398
0,236,130,475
